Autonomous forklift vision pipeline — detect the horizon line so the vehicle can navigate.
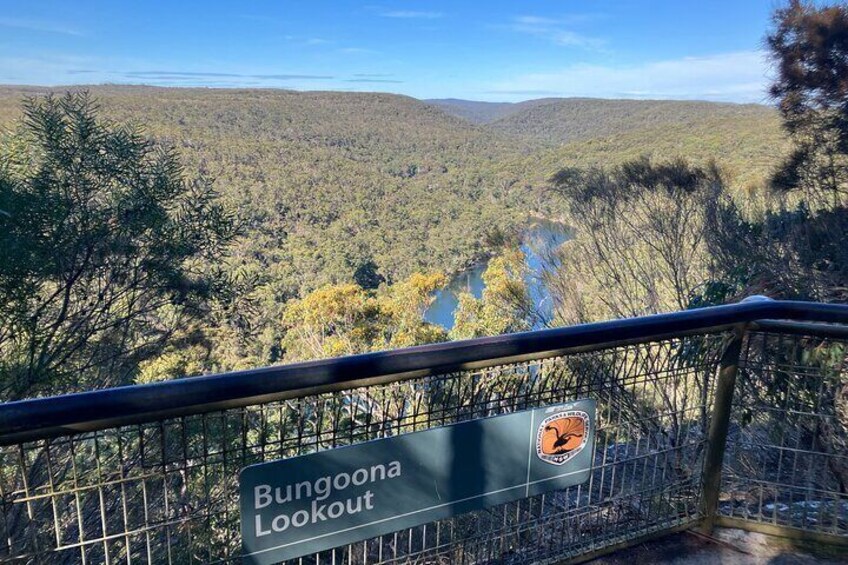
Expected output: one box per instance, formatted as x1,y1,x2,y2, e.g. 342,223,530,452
0,82,773,107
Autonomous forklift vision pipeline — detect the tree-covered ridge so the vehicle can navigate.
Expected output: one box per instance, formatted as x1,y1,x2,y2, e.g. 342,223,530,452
0,87,786,302
431,96,783,145
0,86,534,294
422,96,787,194
425,98,549,124
0,83,791,390
523,109,789,192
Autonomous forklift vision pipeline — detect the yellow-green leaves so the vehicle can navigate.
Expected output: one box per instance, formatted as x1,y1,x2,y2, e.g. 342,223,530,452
281,273,448,361
450,250,532,340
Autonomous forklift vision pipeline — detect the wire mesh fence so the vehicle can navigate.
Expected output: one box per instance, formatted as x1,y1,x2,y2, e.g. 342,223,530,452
720,328,848,537
0,332,731,564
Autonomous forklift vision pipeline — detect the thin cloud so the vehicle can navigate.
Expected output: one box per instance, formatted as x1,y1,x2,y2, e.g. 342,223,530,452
506,15,605,49
252,73,333,80
380,11,443,19
514,16,560,26
122,71,334,80
353,73,395,78
120,79,264,86
0,17,83,37
514,14,602,26
339,47,380,55
345,78,404,83
238,15,279,24
488,51,771,103
0,54,102,85
125,71,242,78
484,89,560,96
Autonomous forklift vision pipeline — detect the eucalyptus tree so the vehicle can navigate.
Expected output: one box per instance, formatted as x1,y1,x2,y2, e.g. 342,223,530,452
0,92,238,399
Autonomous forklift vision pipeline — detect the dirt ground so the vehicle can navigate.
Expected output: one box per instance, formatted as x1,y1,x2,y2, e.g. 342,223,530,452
588,528,847,564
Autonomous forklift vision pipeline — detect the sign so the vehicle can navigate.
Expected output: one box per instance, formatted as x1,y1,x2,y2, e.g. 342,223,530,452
240,399,596,564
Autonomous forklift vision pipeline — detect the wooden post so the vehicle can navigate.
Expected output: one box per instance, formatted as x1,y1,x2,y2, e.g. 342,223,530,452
699,324,746,534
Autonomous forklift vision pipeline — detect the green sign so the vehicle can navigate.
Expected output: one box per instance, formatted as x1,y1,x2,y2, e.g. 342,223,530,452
240,399,596,564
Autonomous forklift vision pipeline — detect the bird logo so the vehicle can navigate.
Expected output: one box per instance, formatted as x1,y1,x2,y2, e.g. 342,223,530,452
536,410,590,465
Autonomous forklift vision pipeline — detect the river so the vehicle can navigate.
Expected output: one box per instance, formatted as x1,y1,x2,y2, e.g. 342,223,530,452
424,219,571,330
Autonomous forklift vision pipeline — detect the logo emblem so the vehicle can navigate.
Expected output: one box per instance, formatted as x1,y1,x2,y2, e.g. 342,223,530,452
536,410,590,465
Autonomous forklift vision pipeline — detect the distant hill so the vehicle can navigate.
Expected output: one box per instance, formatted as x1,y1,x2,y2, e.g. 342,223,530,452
491,98,780,146
500,98,787,187
523,111,788,189
0,86,787,297
429,96,780,146
426,95,786,187
426,98,526,124
0,86,535,296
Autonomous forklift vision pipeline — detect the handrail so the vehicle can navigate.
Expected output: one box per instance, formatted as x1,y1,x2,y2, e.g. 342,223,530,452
752,319,848,339
1,298,848,445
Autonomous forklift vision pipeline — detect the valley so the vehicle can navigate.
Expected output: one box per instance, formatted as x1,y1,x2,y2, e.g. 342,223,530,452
0,85,788,371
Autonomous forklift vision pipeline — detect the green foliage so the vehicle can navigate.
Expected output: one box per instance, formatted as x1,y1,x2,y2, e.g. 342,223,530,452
0,86,788,302
767,0,848,205
0,92,237,398
426,99,521,124
527,113,787,195
701,0,848,304
137,346,207,384
380,273,451,348
706,202,848,302
0,87,533,296
0,85,794,386
491,98,779,148
434,96,787,197
281,273,448,361
449,250,533,339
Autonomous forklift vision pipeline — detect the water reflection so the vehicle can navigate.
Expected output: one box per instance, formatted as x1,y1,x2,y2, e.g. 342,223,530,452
425,219,570,330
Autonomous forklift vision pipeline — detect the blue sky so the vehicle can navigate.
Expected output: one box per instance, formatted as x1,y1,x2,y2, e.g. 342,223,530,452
0,1,782,103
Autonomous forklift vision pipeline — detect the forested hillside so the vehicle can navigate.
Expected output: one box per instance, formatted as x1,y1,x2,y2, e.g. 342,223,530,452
0,86,536,294
429,96,787,189
425,98,537,124
0,87,785,293
488,98,778,145
0,84,789,389
524,108,788,191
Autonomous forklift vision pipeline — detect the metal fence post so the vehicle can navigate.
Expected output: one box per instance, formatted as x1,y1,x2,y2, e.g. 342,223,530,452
699,323,746,534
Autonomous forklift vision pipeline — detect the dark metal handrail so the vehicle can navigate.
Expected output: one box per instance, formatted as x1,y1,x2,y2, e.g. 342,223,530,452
2,298,848,445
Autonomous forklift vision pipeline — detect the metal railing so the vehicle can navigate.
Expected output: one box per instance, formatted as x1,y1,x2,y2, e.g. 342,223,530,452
0,298,846,564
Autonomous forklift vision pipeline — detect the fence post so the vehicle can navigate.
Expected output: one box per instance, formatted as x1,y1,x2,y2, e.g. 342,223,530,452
699,322,746,534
